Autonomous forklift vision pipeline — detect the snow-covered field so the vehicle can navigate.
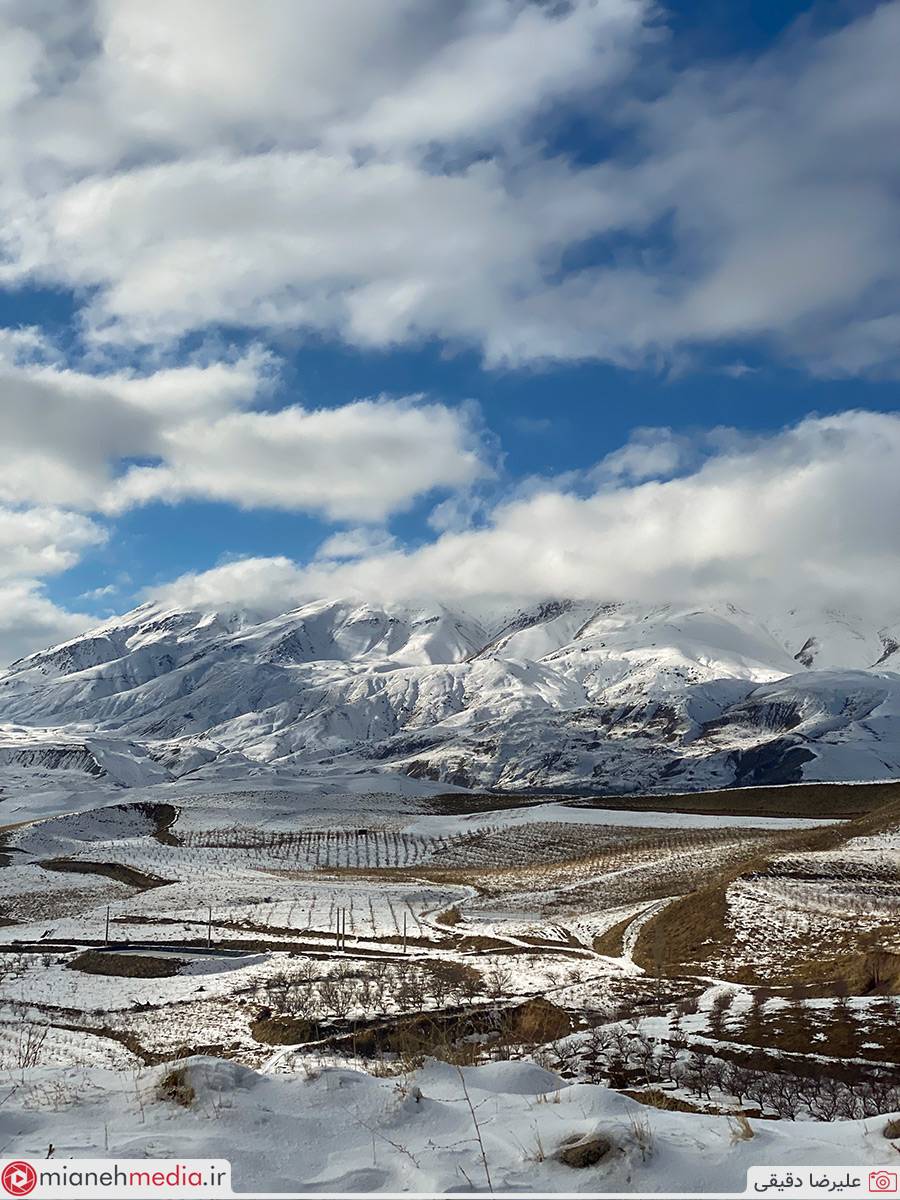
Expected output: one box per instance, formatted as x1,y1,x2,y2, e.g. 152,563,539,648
3,1056,898,1195
0,785,895,1196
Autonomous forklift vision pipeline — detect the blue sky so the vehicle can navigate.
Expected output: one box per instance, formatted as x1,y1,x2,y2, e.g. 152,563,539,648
0,0,898,661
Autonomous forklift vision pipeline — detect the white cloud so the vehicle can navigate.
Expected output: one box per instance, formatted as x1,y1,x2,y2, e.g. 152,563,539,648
315,528,397,561
44,0,645,163
0,505,106,579
595,427,696,483
80,583,118,600
427,490,488,535
0,346,269,509
148,555,309,618
0,500,106,665
11,152,612,351
0,500,105,664
0,580,96,667
0,338,489,661
93,0,461,157
151,410,900,618
339,0,645,150
0,1,895,371
0,337,487,521
105,395,489,521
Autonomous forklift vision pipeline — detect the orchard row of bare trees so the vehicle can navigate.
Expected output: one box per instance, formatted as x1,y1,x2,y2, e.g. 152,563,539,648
543,1024,900,1122
181,826,461,869
256,959,517,1023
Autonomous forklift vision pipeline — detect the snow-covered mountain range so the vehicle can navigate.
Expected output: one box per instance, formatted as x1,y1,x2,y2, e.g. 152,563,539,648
2,597,900,803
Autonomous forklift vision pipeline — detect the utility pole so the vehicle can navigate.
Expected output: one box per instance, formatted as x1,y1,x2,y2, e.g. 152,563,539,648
402,911,407,956
207,905,212,949
105,906,110,944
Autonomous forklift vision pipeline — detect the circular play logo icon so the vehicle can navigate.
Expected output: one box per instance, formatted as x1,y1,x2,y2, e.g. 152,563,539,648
1,1161,37,1196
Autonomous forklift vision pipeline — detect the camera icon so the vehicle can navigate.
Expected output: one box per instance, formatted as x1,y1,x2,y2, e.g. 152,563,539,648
870,1171,899,1194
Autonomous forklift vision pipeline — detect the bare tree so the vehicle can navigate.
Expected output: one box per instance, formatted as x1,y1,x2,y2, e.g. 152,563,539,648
15,1023,49,1076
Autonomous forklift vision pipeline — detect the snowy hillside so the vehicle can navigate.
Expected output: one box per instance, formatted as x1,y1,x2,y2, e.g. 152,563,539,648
2,597,900,803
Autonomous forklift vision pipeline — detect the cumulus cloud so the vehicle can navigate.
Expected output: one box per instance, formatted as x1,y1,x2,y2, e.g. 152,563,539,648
315,528,397,561
0,581,97,666
0,334,488,520
594,427,697,483
79,583,118,601
0,1,896,371
150,410,900,618
105,395,489,520
0,502,106,664
0,336,271,507
338,0,645,150
147,555,310,619
0,505,105,580
0,501,105,666
4,0,645,167
11,152,622,351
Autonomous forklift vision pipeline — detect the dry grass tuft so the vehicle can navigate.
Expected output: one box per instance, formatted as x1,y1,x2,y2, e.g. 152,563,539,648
156,1066,195,1109
622,1088,718,1115
728,1112,755,1143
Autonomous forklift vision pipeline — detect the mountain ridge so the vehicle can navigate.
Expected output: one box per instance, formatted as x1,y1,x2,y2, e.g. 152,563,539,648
2,597,900,805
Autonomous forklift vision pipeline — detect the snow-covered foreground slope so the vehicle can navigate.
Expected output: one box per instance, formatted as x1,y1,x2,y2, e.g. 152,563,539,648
6,1056,897,1195
2,597,900,805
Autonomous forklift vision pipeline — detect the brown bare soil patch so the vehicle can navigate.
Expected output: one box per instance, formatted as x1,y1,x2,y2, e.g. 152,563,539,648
593,914,634,957
429,779,899,820
39,857,174,891
251,1015,315,1045
68,949,186,978
568,779,900,820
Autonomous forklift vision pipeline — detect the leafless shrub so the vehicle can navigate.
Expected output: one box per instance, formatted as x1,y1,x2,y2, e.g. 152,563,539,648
484,964,514,999
862,1075,900,1119
628,1033,660,1083
22,1079,79,1111
682,1048,715,1099
722,1062,755,1106
15,1023,49,1074
456,1065,493,1191
538,1038,580,1077
764,1074,803,1121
